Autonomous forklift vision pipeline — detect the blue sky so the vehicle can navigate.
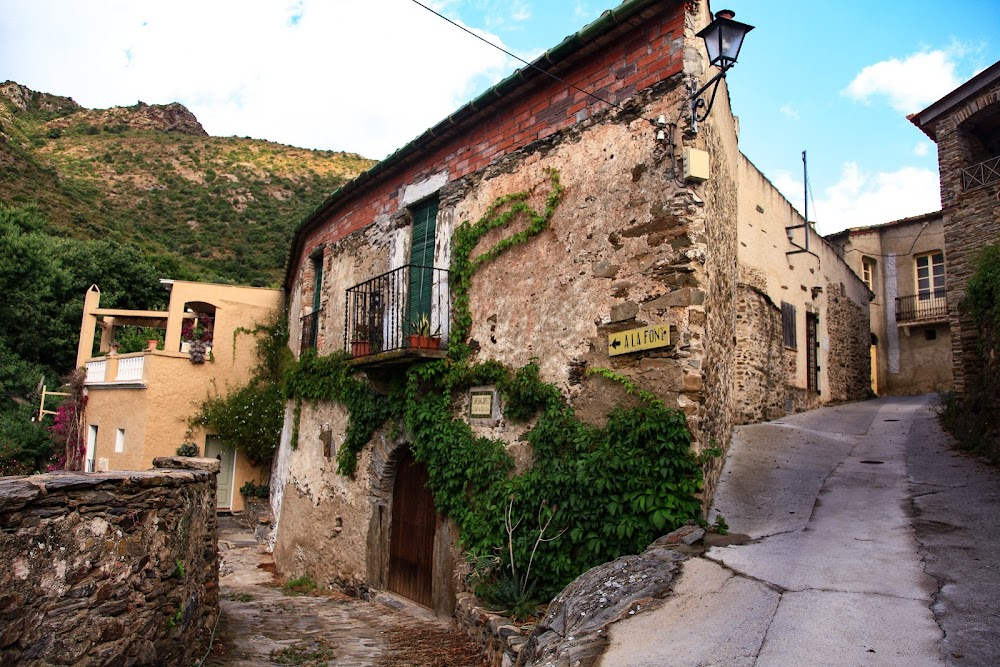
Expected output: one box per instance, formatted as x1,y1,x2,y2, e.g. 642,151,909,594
2,0,998,234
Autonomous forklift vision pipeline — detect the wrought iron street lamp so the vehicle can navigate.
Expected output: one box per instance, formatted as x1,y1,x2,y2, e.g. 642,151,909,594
689,9,754,132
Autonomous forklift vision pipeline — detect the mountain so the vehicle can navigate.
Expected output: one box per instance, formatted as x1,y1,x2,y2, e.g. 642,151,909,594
0,81,375,286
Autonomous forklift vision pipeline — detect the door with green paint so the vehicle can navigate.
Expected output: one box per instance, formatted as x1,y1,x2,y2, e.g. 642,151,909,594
408,198,438,330
205,436,235,510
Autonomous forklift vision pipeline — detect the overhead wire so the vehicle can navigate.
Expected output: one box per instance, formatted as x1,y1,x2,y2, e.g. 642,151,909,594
407,0,660,128
828,219,934,258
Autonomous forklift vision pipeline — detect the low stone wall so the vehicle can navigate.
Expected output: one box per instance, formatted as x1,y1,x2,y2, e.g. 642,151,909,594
455,594,531,667
0,457,220,666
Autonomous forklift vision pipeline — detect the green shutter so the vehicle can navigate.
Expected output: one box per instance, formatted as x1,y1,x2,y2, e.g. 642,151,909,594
408,198,438,327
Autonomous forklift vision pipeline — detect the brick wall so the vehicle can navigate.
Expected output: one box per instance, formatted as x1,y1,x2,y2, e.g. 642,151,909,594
291,4,685,285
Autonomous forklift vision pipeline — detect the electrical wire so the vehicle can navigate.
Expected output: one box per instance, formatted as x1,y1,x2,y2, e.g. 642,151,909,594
407,0,659,127
828,219,934,258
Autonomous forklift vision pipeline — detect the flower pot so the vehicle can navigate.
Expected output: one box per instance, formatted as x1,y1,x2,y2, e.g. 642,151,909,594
147,340,159,351
351,341,372,357
407,334,441,350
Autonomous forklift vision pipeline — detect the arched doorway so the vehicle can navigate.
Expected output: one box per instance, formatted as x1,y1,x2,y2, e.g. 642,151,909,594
388,448,435,607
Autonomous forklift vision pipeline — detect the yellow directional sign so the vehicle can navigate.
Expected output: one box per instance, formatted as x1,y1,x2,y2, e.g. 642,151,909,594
608,324,671,356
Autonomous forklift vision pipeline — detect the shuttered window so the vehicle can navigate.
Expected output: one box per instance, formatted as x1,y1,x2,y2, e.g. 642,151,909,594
408,198,438,326
782,302,797,350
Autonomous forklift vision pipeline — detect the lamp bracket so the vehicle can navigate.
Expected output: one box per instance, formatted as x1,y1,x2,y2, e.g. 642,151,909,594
688,68,730,134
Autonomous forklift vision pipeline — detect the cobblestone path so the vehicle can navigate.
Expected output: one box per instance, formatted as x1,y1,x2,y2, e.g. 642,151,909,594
204,518,488,667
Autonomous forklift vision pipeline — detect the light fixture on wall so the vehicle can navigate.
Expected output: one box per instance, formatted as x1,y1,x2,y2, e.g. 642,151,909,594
688,9,754,133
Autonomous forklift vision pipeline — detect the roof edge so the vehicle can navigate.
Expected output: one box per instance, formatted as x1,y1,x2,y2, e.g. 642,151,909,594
283,0,673,290
909,60,1000,141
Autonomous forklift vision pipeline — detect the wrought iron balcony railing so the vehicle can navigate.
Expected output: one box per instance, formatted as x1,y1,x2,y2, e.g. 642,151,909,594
962,154,1000,191
300,309,321,351
896,293,948,324
345,264,449,358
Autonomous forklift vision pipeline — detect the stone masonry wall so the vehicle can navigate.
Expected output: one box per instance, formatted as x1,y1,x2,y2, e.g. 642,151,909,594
734,282,786,425
825,280,873,402
932,80,1000,394
0,458,219,666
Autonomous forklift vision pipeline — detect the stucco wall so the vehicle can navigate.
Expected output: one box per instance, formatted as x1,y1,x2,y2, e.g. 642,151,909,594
84,283,281,512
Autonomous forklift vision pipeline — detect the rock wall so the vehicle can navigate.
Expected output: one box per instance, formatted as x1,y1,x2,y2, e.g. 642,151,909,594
930,79,1000,394
825,280,873,402
0,458,219,666
734,283,786,424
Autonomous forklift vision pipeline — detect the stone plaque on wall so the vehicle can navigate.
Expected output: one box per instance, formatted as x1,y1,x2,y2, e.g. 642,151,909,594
469,386,500,426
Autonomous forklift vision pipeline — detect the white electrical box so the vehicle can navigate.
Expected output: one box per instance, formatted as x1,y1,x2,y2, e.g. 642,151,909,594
683,148,710,182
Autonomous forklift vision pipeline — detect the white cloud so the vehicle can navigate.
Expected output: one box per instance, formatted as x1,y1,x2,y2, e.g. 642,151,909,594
914,142,931,157
842,49,961,113
0,0,515,159
779,104,799,120
772,162,941,236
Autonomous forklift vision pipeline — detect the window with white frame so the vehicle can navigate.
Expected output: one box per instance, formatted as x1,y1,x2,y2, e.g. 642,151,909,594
115,428,125,453
862,257,877,294
915,252,945,300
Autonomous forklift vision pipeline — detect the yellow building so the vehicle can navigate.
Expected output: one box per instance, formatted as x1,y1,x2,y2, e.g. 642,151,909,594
76,280,282,512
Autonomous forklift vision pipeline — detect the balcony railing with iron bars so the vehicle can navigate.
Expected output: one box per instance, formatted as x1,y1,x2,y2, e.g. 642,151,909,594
345,264,449,358
300,309,321,352
896,292,948,324
962,154,1000,191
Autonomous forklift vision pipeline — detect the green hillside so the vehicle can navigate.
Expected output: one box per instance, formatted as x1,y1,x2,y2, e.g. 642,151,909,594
0,81,375,286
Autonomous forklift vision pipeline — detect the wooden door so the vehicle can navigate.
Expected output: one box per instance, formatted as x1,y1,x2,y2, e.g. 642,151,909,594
388,449,435,607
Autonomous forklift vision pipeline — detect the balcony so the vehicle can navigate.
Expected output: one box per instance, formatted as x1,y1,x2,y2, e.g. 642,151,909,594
85,353,146,387
345,264,450,364
962,155,1000,191
896,293,948,325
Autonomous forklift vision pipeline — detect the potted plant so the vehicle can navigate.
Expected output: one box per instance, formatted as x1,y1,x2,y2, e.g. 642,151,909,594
407,314,441,350
182,313,214,361
351,321,374,357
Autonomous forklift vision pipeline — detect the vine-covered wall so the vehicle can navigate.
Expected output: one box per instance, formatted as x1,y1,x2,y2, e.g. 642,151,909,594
271,70,735,613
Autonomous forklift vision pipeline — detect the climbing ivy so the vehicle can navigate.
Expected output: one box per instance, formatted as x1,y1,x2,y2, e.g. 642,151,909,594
282,350,399,476
190,318,289,463
448,168,564,359
280,169,708,604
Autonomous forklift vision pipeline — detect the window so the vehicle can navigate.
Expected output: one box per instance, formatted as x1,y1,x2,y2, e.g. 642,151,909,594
915,252,945,300
408,197,439,325
115,428,125,453
781,302,797,349
862,257,877,293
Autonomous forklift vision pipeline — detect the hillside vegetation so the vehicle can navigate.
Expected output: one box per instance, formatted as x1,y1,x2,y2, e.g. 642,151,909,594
0,81,375,286
0,81,375,473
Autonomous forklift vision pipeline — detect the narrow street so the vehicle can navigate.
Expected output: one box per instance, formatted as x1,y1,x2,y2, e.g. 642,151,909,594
598,395,1000,666
204,396,999,666
205,517,489,667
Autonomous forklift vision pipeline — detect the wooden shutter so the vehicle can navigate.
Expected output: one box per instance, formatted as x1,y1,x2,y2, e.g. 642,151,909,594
408,198,438,326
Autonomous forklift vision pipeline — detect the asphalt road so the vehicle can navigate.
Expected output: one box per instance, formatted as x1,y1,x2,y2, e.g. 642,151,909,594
598,395,1000,667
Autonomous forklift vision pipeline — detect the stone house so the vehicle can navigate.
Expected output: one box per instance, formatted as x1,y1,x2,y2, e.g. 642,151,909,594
76,280,281,512
909,59,1000,394
826,212,953,396
270,0,870,616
